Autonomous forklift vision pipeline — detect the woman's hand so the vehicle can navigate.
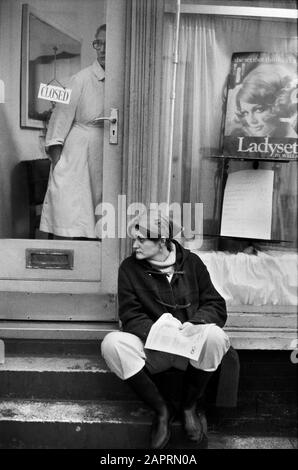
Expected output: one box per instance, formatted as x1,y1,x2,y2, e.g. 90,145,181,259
179,320,207,330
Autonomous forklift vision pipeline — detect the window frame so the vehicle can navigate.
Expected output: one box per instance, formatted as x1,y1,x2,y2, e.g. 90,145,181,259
164,1,298,21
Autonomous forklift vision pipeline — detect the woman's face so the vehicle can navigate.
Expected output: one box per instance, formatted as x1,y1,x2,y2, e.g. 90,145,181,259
132,231,161,261
238,101,278,137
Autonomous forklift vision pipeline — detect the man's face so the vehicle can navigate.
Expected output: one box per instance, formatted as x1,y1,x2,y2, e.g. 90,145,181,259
94,29,106,70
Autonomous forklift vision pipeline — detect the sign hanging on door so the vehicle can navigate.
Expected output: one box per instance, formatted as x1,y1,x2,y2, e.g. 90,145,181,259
38,83,72,104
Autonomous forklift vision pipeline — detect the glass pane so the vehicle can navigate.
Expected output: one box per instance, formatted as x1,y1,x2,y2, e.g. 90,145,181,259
28,13,81,122
160,4,297,251
0,0,106,240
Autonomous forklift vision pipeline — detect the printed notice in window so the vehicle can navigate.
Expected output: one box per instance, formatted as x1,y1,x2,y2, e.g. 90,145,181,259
220,169,274,240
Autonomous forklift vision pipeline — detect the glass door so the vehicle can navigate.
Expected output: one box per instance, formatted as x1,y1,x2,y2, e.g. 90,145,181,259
0,0,126,322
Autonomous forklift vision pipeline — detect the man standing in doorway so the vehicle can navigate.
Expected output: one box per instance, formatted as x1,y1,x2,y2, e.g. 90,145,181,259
40,25,106,239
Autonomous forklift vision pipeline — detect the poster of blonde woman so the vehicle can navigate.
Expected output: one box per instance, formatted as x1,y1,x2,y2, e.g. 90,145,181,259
223,52,298,160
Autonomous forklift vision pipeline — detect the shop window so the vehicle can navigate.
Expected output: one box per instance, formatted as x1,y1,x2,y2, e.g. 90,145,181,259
159,1,297,252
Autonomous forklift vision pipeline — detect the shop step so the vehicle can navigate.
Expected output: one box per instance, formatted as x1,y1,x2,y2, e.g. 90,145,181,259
0,399,206,449
0,340,296,444
0,399,296,449
0,322,117,341
0,353,136,400
0,341,297,428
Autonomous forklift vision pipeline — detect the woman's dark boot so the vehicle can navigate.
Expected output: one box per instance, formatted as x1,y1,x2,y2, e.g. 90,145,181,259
126,368,172,449
181,366,213,442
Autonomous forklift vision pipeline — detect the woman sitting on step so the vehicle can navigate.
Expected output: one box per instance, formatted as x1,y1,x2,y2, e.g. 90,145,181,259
101,209,231,449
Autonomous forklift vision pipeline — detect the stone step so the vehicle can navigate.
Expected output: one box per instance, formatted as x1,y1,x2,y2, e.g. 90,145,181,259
0,399,296,449
2,353,296,407
3,339,103,356
0,353,136,400
0,339,296,437
1,352,297,399
0,339,135,401
0,399,200,449
1,343,297,408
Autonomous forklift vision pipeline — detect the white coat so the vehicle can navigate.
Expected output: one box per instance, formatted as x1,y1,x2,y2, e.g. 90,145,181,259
40,60,105,238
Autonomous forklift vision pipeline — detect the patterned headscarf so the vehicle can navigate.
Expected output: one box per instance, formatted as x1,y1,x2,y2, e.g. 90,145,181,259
127,208,183,239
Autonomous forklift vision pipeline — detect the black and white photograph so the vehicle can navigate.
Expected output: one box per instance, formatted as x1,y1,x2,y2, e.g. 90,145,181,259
0,0,297,455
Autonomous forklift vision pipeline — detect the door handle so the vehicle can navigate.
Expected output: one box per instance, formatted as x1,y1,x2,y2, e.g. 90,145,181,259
91,108,118,144
93,116,116,124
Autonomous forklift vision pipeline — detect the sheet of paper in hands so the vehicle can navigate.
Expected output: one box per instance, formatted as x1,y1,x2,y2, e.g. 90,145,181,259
145,313,215,361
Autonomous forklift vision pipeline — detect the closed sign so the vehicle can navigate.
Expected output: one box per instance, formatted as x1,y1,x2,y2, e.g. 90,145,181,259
38,83,72,104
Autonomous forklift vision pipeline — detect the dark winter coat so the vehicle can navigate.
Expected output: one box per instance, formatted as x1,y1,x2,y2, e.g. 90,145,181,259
118,240,239,407
118,240,227,341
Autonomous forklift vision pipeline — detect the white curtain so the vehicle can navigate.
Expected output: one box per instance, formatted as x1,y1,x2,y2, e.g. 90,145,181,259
159,12,297,243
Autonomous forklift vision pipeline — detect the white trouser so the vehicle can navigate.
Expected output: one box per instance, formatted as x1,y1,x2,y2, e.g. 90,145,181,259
101,325,230,380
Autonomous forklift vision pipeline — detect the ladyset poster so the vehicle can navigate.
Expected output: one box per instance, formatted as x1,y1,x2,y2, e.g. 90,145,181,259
223,52,298,161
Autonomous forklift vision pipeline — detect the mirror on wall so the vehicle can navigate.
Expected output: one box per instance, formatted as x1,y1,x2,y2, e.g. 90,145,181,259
21,3,81,129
